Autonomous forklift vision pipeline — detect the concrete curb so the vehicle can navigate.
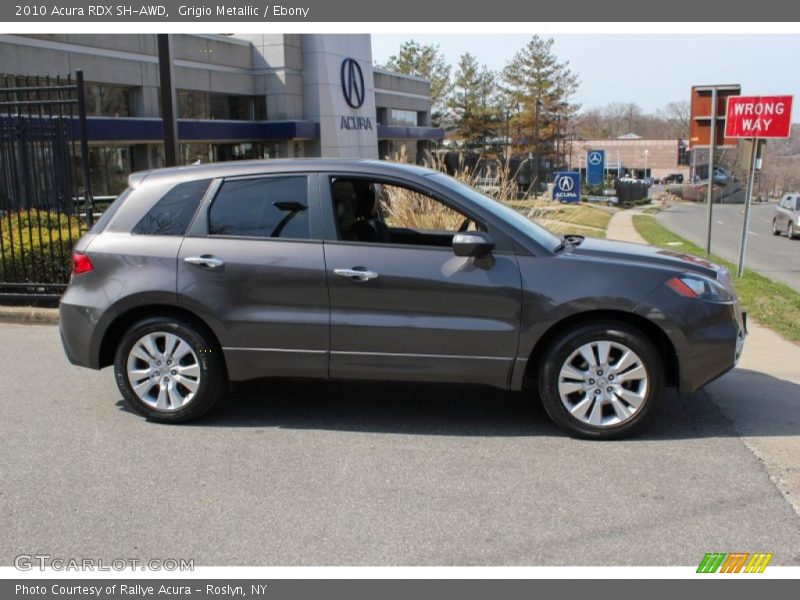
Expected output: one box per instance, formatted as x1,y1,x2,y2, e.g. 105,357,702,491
0,305,59,325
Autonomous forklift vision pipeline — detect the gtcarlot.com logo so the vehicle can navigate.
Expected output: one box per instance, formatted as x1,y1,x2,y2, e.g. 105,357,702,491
697,552,773,573
14,554,194,571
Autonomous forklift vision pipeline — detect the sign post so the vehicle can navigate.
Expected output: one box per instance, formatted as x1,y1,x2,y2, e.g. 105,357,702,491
724,95,794,277
690,84,741,256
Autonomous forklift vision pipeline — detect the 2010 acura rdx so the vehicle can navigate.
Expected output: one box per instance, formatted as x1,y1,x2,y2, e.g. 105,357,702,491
59,159,746,438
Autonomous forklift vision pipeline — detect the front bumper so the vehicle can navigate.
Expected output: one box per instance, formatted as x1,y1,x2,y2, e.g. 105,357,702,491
635,287,746,394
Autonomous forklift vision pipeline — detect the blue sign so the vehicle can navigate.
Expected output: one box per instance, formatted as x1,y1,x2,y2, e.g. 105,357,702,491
586,149,605,185
553,172,581,203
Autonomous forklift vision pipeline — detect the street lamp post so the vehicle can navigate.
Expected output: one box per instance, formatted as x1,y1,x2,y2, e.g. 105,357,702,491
643,149,649,179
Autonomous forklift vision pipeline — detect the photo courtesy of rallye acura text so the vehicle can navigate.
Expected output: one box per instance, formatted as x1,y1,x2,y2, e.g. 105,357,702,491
59,159,746,439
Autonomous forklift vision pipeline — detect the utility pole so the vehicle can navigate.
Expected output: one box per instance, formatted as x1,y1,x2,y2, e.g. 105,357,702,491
157,34,179,167
704,87,718,256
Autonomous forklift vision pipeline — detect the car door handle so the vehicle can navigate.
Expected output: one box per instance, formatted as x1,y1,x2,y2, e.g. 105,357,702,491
184,255,225,269
333,268,378,281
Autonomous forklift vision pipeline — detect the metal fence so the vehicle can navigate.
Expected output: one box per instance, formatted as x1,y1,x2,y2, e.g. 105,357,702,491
0,70,93,304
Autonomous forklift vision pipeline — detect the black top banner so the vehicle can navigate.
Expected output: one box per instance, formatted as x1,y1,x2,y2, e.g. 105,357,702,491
1,0,799,22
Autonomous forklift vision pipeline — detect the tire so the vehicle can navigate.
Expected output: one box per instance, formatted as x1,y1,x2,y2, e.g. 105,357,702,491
537,321,664,440
772,219,781,236
789,222,798,240
113,316,226,423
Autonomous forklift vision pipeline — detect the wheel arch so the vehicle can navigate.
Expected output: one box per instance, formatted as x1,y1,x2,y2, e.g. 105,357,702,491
97,304,227,378
522,310,679,389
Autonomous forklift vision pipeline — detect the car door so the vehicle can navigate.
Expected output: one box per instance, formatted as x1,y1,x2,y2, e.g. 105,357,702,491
320,174,522,388
177,173,329,381
778,196,791,227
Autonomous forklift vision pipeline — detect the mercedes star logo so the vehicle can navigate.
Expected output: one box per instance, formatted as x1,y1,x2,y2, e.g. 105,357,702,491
588,152,603,165
557,175,575,192
341,58,365,109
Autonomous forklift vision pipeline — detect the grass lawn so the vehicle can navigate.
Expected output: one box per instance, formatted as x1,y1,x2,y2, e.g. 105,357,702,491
633,214,800,343
507,199,613,239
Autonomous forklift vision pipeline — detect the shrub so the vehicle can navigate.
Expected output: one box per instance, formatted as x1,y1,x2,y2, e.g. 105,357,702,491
0,209,85,284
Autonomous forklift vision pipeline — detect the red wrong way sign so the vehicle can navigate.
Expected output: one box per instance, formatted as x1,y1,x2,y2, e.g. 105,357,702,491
725,95,793,138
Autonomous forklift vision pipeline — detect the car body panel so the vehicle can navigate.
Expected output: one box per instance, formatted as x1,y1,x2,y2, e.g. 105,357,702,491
324,242,522,387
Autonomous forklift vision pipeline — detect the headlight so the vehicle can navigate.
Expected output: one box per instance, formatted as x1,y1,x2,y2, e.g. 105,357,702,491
665,273,734,302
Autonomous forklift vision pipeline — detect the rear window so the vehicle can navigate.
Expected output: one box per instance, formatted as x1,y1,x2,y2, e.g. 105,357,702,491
89,188,131,234
208,176,309,239
132,179,211,236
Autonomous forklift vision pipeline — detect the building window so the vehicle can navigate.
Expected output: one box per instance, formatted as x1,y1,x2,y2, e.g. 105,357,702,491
386,109,417,127
179,90,261,121
677,143,689,166
84,84,133,117
178,90,210,120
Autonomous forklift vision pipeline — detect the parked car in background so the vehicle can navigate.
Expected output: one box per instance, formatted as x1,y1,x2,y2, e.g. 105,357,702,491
59,159,746,439
663,173,684,184
772,194,800,239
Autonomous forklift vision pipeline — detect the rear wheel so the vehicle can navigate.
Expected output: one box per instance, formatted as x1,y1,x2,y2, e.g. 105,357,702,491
789,222,798,240
538,322,664,439
114,316,226,423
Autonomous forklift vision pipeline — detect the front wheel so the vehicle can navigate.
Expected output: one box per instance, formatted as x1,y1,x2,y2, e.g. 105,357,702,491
772,219,781,236
113,316,226,423
538,322,664,439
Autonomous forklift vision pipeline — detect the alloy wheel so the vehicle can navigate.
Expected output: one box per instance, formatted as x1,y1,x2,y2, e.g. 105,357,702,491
125,331,201,411
557,340,649,427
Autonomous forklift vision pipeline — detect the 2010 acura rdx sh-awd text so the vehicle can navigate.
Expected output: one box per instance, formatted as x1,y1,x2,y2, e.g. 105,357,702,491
59,159,746,439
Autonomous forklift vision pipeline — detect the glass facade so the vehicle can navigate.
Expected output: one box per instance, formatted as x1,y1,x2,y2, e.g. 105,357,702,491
178,90,265,121
383,109,420,127
84,84,133,117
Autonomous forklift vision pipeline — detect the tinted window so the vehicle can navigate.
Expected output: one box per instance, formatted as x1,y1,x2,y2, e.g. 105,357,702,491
209,176,309,239
132,179,211,236
795,198,800,211
89,188,131,234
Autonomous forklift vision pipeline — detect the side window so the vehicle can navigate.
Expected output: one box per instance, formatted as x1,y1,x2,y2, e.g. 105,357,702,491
209,176,309,239
132,179,211,236
330,177,482,247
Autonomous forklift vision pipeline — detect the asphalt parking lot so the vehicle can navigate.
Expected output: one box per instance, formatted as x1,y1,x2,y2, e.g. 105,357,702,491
2,323,800,566
657,202,800,292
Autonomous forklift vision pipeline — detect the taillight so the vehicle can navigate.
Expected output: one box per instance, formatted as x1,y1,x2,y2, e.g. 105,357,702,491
71,252,93,275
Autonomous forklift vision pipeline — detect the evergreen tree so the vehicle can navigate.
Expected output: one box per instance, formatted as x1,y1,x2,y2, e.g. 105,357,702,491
448,52,500,151
379,40,452,127
502,36,580,178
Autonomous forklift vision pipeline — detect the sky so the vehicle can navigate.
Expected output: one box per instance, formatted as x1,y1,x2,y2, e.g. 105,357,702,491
371,34,800,115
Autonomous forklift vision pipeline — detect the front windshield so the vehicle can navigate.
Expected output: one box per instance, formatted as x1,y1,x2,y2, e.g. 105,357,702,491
430,173,562,251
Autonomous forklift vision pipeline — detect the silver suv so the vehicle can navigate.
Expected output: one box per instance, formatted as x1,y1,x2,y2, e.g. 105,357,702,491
772,194,800,239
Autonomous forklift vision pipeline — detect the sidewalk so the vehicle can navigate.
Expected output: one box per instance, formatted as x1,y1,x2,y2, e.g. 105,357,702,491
608,208,800,516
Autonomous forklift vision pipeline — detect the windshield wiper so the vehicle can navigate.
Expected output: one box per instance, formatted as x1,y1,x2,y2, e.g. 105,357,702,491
554,234,585,253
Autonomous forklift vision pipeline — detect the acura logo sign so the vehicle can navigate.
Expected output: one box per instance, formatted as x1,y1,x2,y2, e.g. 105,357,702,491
556,175,575,192
341,58,365,109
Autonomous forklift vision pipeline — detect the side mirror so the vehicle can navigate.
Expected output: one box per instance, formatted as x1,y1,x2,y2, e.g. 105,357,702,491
452,231,495,258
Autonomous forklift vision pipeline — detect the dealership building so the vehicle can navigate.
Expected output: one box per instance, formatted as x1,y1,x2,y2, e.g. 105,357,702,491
0,33,442,195
566,135,691,181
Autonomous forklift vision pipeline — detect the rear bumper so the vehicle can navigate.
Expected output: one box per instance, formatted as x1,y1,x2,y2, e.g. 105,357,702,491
59,301,103,369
